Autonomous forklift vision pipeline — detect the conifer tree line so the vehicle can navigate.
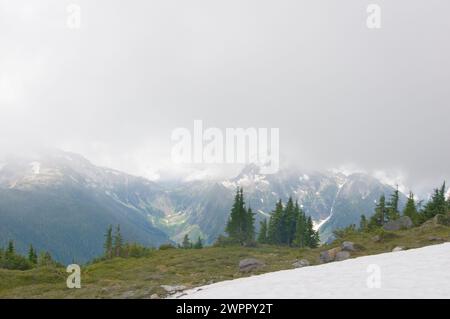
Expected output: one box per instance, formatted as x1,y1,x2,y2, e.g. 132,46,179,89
224,188,319,248
224,188,255,246
359,182,450,231
259,197,319,248
103,224,149,259
0,240,57,270
181,234,203,249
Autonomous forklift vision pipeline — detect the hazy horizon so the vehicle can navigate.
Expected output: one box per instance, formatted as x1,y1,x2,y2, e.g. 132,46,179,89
1,0,450,196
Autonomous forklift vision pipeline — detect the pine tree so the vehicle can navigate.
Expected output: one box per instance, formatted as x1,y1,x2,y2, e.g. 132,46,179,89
387,188,400,221
243,207,255,244
182,234,192,249
7,240,14,255
369,194,387,228
422,182,448,220
104,225,113,258
28,245,37,264
293,205,306,247
194,237,203,249
305,216,319,248
113,225,123,257
225,188,245,243
257,219,268,244
403,192,419,225
284,197,296,245
267,200,283,245
225,188,255,245
359,215,368,232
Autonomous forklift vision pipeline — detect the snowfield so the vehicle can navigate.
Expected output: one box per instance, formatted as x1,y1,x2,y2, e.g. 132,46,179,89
176,243,450,299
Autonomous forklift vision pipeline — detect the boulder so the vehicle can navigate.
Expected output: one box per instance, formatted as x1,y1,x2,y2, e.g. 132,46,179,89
371,235,381,242
292,259,310,268
320,247,341,263
239,258,265,272
428,236,444,241
341,241,355,251
383,216,413,231
432,214,450,226
335,251,351,261
392,246,404,252
150,294,160,299
161,285,186,294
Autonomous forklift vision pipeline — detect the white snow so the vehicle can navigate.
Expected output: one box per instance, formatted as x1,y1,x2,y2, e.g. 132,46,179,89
299,174,310,181
313,217,330,231
315,178,347,232
30,161,41,174
257,209,270,217
176,243,450,299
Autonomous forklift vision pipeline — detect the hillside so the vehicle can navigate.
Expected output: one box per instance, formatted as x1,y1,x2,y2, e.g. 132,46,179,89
0,149,403,263
0,150,171,263
1,219,449,298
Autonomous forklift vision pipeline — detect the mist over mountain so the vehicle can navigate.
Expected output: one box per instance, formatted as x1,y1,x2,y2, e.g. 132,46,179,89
0,149,405,263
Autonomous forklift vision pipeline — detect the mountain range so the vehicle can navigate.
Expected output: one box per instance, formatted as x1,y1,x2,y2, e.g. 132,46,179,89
0,149,405,263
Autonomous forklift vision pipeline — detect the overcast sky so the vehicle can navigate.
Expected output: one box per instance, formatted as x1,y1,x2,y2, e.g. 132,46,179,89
1,0,449,194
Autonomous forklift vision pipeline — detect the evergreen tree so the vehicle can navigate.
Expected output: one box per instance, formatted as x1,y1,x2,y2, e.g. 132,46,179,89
387,188,400,221
257,219,268,244
359,215,368,232
267,200,283,245
104,225,113,258
403,192,420,225
369,195,387,228
305,216,319,248
244,207,255,244
28,245,37,264
293,205,306,247
182,234,192,249
284,197,297,245
7,240,14,255
113,225,123,257
194,237,203,249
422,182,448,220
225,188,255,245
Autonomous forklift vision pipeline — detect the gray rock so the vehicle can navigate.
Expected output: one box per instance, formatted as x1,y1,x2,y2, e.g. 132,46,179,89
430,214,450,226
161,285,186,294
341,241,355,251
383,216,413,231
292,259,310,268
372,235,381,242
239,258,265,272
335,251,351,261
428,236,444,241
392,246,404,252
121,290,136,298
319,247,341,263
150,294,160,299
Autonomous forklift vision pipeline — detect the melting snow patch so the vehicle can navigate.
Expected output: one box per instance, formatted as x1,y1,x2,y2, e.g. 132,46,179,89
176,243,450,299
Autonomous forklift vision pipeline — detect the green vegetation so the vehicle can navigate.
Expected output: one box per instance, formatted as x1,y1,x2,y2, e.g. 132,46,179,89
223,188,319,248
1,219,449,298
0,185,449,298
0,240,59,271
362,182,450,231
225,188,255,246
262,197,319,248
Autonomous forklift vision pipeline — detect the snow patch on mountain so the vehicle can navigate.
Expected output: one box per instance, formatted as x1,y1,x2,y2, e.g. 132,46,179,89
30,161,41,174
176,243,450,299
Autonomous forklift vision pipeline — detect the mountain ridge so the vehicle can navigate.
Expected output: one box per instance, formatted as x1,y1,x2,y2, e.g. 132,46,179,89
0,149,406,262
